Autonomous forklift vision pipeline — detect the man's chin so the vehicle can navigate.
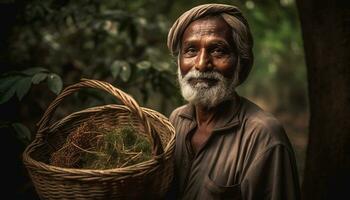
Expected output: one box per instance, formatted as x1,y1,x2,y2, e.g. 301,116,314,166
188,79,218,88
189,83,216,90
183,90,220,107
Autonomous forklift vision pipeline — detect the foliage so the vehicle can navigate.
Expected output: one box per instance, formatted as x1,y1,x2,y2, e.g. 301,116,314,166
11,123,32,145
1,0,181,143
0,67,62,104
1,0,307,145
5,0,181,105
240,0,307,113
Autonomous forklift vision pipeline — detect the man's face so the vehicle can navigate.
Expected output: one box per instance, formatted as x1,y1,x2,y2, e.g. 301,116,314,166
178,16,237,107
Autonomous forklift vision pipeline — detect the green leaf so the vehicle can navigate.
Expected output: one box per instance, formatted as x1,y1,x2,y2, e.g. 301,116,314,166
12,123,31,143
110,60,122,78
120,62,131,82
32,72,48,84
136,61,151,70
47,73,63,95
0,75,20,92
15,77,32,100
100,10,131,21
0,86,16,104
153,61,170,72
22,67,48,76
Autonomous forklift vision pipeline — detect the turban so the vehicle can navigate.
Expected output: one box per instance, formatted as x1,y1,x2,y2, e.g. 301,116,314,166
167,4,254,86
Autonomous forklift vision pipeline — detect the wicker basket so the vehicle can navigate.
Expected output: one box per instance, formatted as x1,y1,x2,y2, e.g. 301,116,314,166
22,79,175,199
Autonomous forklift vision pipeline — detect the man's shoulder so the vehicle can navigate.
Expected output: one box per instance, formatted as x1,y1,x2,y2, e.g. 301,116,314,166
240,97,291,148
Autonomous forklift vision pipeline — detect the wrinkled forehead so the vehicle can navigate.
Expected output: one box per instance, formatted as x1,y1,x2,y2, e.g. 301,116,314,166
181,16,234,46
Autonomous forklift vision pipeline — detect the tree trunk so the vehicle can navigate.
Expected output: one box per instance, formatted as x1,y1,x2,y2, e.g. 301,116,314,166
295,0,350,199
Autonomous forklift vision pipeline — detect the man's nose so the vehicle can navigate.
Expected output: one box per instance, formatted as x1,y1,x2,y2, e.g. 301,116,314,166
195,49,212,72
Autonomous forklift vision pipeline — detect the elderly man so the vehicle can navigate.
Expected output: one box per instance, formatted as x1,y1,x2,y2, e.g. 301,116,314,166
167,4,301,200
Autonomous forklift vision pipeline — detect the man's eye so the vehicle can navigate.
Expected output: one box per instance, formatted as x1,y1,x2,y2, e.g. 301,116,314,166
183,47,197,56
212,48,225,55
186,48,197,53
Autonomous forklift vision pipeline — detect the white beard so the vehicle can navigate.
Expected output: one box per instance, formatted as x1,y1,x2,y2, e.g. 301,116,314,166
178,67,236,108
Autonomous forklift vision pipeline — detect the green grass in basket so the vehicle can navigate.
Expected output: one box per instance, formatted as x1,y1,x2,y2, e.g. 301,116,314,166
50,121,152,169
81,126,152,169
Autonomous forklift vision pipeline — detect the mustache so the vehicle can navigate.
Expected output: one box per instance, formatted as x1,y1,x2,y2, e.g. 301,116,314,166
181,70,225,82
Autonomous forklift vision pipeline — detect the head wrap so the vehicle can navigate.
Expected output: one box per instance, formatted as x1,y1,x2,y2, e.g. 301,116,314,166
167,4,254,86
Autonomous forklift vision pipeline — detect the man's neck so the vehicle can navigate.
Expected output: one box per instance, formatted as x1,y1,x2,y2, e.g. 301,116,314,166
195,103,223,126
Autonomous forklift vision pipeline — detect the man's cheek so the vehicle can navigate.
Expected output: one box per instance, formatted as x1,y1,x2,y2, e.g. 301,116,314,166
180,59,195,74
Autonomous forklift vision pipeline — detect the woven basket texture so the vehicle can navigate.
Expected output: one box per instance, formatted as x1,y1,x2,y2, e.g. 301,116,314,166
22,79,175,200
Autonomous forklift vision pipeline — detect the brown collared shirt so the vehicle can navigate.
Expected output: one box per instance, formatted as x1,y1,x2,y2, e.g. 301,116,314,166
169,95,301,200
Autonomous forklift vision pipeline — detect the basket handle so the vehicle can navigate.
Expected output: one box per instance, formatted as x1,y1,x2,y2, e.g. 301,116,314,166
37,79,164,156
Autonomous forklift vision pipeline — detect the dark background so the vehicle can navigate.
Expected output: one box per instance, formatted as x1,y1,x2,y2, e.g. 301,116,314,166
0,0,348,199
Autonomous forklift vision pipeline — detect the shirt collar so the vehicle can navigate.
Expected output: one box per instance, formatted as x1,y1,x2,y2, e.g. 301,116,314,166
178,93,242,131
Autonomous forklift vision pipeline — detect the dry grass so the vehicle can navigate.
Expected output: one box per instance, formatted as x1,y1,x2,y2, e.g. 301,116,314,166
50,120,152,169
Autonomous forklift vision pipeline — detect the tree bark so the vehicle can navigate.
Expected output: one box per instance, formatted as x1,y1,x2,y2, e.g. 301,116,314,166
295,0,350,199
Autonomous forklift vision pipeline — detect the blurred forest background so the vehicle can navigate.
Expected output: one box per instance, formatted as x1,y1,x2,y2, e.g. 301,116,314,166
0,0,309,199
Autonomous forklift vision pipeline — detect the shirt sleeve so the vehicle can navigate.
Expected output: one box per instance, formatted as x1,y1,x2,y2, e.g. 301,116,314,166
240,144,301,200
